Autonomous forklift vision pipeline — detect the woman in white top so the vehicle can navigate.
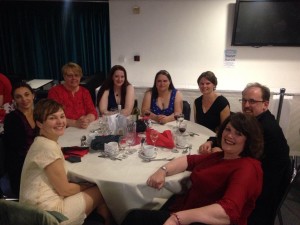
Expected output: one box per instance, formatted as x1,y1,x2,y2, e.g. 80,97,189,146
20,99,114,225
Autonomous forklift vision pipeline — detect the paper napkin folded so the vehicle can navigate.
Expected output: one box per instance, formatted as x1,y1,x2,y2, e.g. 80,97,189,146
61,146,89,163
145,128,175,149
90,135,121,151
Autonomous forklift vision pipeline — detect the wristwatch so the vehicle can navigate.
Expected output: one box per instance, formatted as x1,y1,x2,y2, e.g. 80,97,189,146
160,166,167,174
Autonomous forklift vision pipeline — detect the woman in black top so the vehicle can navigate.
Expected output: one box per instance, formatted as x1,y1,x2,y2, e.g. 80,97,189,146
194,71,230,132
3,82,38,197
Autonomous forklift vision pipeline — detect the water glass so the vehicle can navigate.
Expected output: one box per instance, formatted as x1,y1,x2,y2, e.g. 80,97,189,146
126,132,136,154
150,129,159,149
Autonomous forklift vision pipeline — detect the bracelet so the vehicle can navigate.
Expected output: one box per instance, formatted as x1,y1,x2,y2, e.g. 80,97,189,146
171,213,182,225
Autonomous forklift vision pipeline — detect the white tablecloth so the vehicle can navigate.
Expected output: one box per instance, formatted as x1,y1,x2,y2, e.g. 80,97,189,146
58,120,215,224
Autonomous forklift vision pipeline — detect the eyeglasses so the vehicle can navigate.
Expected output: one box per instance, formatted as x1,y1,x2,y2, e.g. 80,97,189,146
65,74,81,79
239,98,265,105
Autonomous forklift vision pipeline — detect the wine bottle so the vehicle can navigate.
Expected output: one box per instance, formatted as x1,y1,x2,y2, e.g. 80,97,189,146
131,100,140,122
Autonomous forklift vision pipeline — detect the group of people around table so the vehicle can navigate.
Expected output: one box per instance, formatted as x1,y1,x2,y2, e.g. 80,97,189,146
1,63,291,225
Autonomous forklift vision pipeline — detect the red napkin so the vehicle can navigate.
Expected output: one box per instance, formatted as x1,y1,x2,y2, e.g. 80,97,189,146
62,146,89,159
145,128,175,149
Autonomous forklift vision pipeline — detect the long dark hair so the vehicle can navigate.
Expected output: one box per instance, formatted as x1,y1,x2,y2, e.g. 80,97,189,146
217,112,264,159
97,65,130,106
149,70,175,100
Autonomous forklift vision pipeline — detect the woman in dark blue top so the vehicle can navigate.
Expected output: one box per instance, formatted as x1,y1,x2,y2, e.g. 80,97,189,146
194,71,230,132
141,70,183,124
97,65,135,116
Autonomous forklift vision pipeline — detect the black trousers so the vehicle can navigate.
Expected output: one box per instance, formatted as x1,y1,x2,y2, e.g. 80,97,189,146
121,194,206,225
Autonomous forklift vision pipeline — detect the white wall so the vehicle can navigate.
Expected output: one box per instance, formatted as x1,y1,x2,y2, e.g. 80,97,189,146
109,0,300,93
109,0,300,155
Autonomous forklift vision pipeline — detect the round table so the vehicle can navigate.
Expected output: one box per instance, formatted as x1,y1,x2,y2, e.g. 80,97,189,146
58,120,215,224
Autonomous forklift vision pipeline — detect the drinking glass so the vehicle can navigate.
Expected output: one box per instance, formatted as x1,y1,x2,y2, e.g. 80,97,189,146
118,136,128,158
144,110,151,127
178,121,187,135
150,129,159,149
178,113,184,125
174,112,184,128
126,132,135,154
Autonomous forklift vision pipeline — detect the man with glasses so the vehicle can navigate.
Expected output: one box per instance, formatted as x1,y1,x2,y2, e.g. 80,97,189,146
199,82,291,225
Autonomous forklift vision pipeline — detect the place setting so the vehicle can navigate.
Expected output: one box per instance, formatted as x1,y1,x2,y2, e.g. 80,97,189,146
170,120,193,154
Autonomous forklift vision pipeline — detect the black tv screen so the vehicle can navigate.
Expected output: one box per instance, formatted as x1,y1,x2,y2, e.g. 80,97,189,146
231,0,300,47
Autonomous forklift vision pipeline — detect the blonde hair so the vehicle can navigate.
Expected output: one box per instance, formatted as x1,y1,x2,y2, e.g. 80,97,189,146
61,62,83,77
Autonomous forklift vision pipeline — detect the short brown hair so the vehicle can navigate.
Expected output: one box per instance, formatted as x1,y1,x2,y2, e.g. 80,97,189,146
34,99,64,123
197,71,218,87
61,62,83,77
242,82,270,101
217,112,264,159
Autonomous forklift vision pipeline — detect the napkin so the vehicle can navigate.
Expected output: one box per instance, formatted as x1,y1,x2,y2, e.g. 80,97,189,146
61,146,89,163
145,128,175,149
90,135,121,151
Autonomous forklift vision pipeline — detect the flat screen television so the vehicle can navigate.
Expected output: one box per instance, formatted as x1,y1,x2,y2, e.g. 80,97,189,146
231,0,300,47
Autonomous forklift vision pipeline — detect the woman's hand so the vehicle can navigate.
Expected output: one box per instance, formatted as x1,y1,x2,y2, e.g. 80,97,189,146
199,142,222,154
76,116,91,129
146,169,166,189
198,141,213,154
157,114,168,124
163,215,179,225
79,182,96,191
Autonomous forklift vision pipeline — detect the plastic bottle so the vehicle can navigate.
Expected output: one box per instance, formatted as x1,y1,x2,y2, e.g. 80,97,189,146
118,104,122,114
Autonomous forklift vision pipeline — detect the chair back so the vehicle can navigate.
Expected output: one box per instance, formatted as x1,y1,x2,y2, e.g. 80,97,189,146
182,100,191,121
0,134,5,178
276,166,300,225
0,199,61,225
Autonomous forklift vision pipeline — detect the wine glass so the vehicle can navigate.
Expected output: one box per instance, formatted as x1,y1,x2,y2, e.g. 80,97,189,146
144,110,151,127
179,121,187,135
178,113,184,125
174,112,184,128
150,130,159,150
118,136,128,158
126,132,135,154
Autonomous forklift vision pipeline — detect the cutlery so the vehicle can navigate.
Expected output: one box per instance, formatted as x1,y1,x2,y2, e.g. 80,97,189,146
188,144,192,155
182,146,189,154
81,135,87,147
143,157,174,162
98,153,122,161
188,132,199,137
